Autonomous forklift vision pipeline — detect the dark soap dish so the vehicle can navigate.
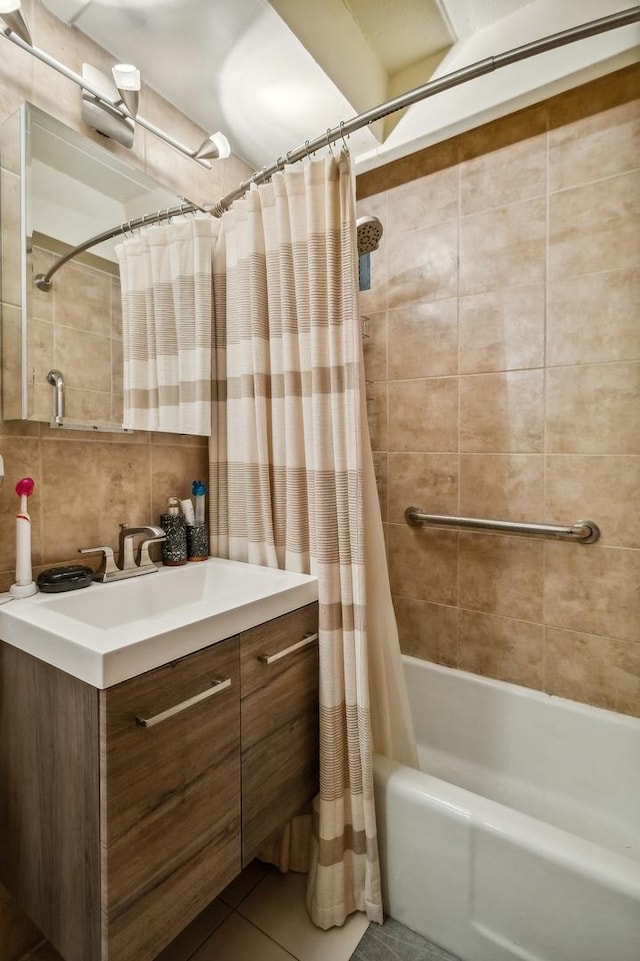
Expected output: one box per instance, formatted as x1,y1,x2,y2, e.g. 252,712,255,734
37,565,94,593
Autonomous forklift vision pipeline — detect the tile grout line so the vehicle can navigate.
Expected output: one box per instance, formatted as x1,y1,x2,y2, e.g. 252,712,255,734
542,106,551,694
231,910,300,961
17,937,48,961
229,869,303,958
231,868,370,961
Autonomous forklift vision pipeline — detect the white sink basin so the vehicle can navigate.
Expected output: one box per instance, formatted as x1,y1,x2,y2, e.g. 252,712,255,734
0,558,318,688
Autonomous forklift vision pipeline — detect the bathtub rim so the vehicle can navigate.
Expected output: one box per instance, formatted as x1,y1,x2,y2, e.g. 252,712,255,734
402,654,640,730
373,752,640,900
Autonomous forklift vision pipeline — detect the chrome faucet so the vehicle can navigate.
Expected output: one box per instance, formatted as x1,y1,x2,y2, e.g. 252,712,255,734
118,524,166,571
79,524,166,582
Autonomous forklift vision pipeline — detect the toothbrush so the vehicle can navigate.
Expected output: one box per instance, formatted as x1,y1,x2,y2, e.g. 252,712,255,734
192,480,207,526
10,477,37,598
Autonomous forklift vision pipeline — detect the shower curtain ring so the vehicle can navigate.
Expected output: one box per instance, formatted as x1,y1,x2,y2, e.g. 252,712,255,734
340,122,348,149
304,140,311,159
326,129,334,155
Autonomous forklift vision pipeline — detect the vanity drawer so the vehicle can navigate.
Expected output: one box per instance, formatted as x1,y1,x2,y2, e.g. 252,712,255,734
100,636,241,961
240,604,319,864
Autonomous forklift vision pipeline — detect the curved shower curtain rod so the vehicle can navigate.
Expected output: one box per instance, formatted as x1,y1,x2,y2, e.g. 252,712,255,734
35,4,640,291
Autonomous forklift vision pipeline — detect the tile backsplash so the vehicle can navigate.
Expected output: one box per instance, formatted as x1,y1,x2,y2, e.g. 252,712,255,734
27,243,124,426
358,63,640,718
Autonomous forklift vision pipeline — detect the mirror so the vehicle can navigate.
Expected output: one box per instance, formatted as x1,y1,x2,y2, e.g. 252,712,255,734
1,103,188,431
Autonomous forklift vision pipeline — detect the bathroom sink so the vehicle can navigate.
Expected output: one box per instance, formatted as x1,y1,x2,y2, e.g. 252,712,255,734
36,560,307,629
0,558,318,688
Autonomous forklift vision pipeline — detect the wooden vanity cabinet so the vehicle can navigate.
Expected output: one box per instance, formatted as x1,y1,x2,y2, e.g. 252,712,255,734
240,603,319,864
0,601,319,961
0,635,241,961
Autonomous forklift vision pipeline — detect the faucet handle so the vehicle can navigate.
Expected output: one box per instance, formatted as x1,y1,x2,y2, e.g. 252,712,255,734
78,545,118,580
137,535,166,570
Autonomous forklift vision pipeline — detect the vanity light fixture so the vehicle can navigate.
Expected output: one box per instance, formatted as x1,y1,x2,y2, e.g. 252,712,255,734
112,62,141,118
81,63,136,148
0,0,32,45
0,5,231,168
192,131,231,162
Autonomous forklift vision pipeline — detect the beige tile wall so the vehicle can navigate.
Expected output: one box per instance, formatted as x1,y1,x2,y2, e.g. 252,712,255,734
357,64,640,719
27,244,123,425
0,2,252,949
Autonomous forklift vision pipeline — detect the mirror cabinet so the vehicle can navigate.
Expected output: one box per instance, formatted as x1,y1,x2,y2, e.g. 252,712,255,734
1,103,188,432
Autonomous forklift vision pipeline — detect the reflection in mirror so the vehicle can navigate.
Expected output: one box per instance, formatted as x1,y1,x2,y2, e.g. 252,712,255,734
1,103,189,431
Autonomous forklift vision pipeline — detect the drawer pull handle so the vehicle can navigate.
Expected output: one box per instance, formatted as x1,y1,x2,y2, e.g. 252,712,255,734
136,676,231,727
257,633,318,665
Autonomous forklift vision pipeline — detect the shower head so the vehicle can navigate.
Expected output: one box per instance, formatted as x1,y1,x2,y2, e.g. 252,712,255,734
357,215,383,256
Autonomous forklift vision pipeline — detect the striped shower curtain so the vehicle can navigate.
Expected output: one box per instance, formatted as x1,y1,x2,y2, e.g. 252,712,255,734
208,151,415,927
116,217,216,435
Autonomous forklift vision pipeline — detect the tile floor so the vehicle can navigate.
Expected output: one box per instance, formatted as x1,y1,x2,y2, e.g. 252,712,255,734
158,861,370,961
21,863,460,961
351,917,462,961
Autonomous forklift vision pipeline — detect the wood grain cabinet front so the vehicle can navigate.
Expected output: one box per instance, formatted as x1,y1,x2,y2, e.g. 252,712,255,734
101,637,241,961
0,637,241,961
240,603,320,865
0,601,319,961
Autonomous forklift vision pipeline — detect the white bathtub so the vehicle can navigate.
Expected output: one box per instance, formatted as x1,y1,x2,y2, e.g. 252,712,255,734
374,656,640,961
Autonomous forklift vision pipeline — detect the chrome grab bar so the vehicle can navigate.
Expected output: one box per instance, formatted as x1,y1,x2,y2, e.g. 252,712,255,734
135,677,231,727
404,507,600,544
46,369,65,424
257,633,319,665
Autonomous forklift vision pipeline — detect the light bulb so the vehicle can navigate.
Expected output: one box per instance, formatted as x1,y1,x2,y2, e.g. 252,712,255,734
210,131,231,159
112,64,140,118
0,0,32,44
193,131,231,162
112,63,141,91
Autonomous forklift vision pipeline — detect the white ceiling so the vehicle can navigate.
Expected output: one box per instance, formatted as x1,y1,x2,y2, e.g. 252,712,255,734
440,0,535,36
42,0,639,175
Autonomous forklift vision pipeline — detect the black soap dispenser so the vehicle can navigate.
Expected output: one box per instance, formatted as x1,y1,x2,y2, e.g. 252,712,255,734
160,495,188,566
